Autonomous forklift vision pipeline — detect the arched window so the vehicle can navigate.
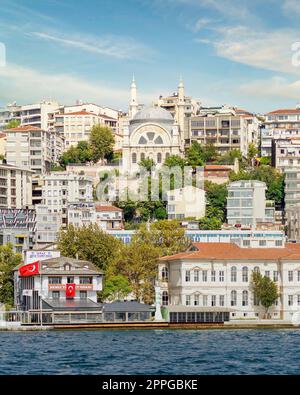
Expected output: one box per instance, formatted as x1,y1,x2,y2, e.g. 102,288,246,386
157,153,162,163
165,152,170,160
242,266,248,282
242,290,248,306
231,290,237,306
138,136,147,144
132,152,137,163
254,266,260,273
154,136,163,144
140,153,145,161
161,267,168,282
162,291,169,306
231,266,237,282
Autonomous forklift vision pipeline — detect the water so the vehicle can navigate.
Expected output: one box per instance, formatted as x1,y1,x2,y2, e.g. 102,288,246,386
1,329,300,375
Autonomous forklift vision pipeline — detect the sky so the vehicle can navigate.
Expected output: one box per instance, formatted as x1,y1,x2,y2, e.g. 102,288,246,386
1,0,300,113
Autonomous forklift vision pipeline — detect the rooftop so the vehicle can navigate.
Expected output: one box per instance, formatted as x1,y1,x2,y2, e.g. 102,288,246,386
95,205,123,212
160,242,300,261
4,125,42,132
266,109,300,115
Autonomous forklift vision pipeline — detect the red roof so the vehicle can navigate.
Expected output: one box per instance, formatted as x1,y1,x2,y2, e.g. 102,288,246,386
204,165,231,171
266,109,300,115
0,132,6,138
95,205,123,212
4,125,42,132
62,110,116,120
160,242,300,262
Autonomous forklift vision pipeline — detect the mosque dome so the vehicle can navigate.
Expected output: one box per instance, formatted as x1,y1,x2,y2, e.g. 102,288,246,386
131,106,174,124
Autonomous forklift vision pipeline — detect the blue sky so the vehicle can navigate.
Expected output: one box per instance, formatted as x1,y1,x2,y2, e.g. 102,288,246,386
1,0,300,113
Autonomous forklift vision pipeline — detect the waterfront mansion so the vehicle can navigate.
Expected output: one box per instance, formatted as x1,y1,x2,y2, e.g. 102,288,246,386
159,241,300,322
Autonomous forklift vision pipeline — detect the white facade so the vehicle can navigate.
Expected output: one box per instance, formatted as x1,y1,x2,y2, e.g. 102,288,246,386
272,137,300,173
159,242,300,321
35,204,62,245
227,180,275,228
167,186,206,220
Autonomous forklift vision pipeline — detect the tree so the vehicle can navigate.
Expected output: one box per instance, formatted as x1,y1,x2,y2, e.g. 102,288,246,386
5,119,20,129
164,155,186,169
217,149,242,165
205,181,228,222
89,125,115,163
139,157,155,172
251,271,279,317
247,143,258,166
57,224,121,272
186,142,204,167
59,141,93,168
100,275,132,302
0,244,22,307
198,216,222,230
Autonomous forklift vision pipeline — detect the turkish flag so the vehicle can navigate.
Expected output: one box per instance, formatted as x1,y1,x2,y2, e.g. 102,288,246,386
66,283,76,298
19,261,40,277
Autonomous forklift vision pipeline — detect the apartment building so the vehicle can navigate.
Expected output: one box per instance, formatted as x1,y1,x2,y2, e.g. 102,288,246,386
35,204,62,246
166,186,206,220
41,172,94,225
68,202,124,231
157,93,200,119
186,106,260,157
262,108,300,157
0,162,32,209
284,168,300,209
159,241,300,321
5,125,51,175
271,137,300,173
0,208,36,254
227,180,275,228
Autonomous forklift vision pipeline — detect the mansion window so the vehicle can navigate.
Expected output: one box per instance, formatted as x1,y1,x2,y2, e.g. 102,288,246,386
203,295,208,306
242,290,248,306
132,153,137,163
265,271,270,279
211,270,216,282
194,294,199,306
253,266,260,273
242,267,248,282
273,271,278,282
162,291,169,306
49,277,61,284
194,269,199,282
202,270,207,282
219,271,224,282
231,266,237,282
298,295,300,306
288,271,293,282
211,295,216,307
185,270,191,282
140,153,145,161
79,277,92,284
298,271,300,282
288,295,294,306
157,153,162,163
161,267,169,282
185,295,191,306
231,290,237,306
219,295,225,307
253,294,259,306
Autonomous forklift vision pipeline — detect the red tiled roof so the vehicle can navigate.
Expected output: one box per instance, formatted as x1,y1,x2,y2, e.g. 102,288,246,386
266,109,300,115
4,125,42,132
0,132,6,138
160,242,300,262
204,165,231,171
235,108,253,116
62,110,117,120
95,205,123,212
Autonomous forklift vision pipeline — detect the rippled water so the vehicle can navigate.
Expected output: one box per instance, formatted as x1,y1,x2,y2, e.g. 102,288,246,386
1,329,300,374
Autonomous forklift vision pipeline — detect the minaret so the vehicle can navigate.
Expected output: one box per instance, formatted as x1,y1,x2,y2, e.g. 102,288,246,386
176,76,185,138
129,74,138,119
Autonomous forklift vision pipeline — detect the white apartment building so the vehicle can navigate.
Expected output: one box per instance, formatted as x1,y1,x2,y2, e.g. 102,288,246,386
0,162,32,208
41,172,93,226
35,204,62,246
68,202,124,231
159,241,300,321
186,106,260,157
284,168,300,209
5,125,51,175
167,186,206,220
54,109,117,150
262,108,300,157
227,180,275,228
271,137,300,173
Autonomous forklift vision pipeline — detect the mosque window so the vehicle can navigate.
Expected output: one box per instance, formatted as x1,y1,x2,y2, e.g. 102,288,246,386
147,132,155,141
157,153,162,163
132,153,137,163
140,153,145,161
138,136,147,144
154,136,163,144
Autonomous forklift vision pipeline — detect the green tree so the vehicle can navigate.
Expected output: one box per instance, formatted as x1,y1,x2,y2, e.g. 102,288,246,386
100,275,132,302
247,143,258,166
139,157,155,172
164,155,186,169
198,216,222,230
89,125,115,163
5,119,20,129
205,181,228,222
57,224,121,272
251,271,279,317
0,244,22,307
186,141,205,167
217,149,242,165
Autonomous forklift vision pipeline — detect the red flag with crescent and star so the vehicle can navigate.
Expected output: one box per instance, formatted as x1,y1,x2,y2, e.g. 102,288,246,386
66,283,76,298
19,261,40,277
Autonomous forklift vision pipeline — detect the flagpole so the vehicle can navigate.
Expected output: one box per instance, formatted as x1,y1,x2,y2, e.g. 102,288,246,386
39,261,42,327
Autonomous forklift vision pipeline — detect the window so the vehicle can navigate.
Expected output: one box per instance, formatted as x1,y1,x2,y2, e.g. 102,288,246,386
203,295,207,306
231,290,237,306
49,277,61,284
211,270,216,282
242,290,248,306
219,295,225,307
231,266,237,282
162,291,169,306
242,267,248,282
273,271,278,282
254,266,260,273
298,295,300,306
194,294,199,306
259,240,266,247
211,295,216,307
140,153,145,161
288,295,294,306
202,270,207,282
185,270,191,282
132,153,137,163
161,267,168,282
157,153,162,163
79,277,92,284
80,291,87,299
298,271,300,282
52,291,60,299
253,294,260,306
193,269,199,282
288,271,293,282
265,271,270,278
219,270,224,282
186,295,191,306
275,240,282,247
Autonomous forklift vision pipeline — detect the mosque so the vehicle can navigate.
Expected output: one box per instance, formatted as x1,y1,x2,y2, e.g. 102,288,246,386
122,77,186,173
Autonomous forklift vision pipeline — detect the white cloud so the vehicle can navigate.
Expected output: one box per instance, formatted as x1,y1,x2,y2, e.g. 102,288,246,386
0,63,155,109
197,25,300,75
240,76,300,100
282,0,300,15
31,31,155,61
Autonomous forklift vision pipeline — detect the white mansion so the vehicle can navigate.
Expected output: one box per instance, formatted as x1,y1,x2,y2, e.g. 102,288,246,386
159,241,300,322
122,77,185,173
